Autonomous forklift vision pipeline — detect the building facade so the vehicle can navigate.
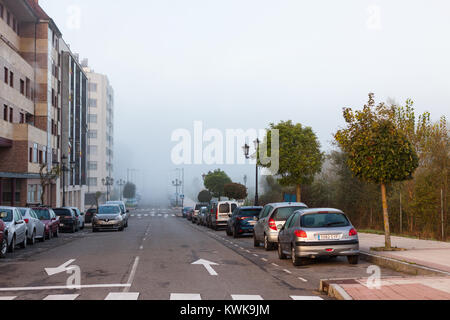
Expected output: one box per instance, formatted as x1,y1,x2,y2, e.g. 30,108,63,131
0,0,62,207
83,64,114,205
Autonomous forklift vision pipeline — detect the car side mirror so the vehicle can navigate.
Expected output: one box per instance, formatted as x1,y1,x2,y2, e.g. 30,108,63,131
126,210,129,213
254,216,259,221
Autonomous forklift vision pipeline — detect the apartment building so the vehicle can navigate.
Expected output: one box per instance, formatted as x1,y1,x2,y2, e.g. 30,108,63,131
83,63,114,205
0,0,62,207
60,40,88,209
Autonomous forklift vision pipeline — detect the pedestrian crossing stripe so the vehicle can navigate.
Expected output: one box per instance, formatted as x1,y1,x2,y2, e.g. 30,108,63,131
1,293,324,301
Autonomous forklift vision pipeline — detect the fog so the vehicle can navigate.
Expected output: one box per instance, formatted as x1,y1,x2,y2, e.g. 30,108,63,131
40,0,450,205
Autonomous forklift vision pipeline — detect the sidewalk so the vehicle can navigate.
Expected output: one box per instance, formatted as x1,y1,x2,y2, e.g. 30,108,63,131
321,233,450,300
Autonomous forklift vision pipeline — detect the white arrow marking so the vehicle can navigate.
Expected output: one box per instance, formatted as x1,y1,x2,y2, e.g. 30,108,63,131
192,259,219,276
45,259,76,276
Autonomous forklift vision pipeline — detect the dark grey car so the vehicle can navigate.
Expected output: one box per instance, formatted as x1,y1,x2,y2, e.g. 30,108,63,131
277,208,360,266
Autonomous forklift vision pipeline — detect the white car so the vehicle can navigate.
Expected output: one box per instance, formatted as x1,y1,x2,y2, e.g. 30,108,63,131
18,208,46,244
0,207,28,253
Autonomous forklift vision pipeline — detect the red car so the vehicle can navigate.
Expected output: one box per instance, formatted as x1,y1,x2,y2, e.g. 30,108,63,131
32,208,60,239
0,218,7,258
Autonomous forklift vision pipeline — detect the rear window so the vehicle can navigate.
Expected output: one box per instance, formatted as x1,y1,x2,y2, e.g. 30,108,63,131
239,209,262,217
272,206,306,221
54,209,72,216
219,203,230,213
34,209,50,220
195,204,206,210
231,203,237,212
301,213,350,228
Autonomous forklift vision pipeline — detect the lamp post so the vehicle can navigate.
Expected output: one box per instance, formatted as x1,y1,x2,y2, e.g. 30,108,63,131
61,154,75,207
102,177,114,201
172,178,182,207
117,179,126,201
243,139,260,206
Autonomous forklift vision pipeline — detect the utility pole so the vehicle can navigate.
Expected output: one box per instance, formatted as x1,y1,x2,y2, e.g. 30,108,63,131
442,188,445,240
117,179,126,201
172,178,182,207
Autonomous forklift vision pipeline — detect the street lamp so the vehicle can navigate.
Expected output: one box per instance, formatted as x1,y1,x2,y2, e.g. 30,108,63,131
172,179,182,207
243,139,260,206
116,179,126,201
61,154,75,207
102,177,114,201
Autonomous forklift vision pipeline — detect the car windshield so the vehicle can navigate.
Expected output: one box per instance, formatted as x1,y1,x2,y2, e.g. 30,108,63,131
34,209,51,220
0,209,13,222
239,209,262,217
301,213,350,228
108,202,125,212
272,206,306,221
54,209,72,216
98,206,121,215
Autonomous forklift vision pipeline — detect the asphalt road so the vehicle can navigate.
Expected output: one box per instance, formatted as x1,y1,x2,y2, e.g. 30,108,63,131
0,207,404,300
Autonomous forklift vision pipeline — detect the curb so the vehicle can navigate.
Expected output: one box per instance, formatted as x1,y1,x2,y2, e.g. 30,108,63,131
320,279,357,300
360,251,450,276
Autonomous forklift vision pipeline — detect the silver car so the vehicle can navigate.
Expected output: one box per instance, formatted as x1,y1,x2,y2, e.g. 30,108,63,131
277,208,360,266
67,207,84,230
253,202,308,251
92,204,125,232
18,208,46,244
0,207,28,252
106,201,129,228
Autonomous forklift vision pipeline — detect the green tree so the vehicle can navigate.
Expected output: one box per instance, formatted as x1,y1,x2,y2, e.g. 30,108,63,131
335,93,419,248
123,182,136,199
198,190,212,203
261,121,324,202
224,183,248,201
39,163,60,205
203,169,232,200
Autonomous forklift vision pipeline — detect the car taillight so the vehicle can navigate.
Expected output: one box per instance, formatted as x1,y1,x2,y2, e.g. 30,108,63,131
216,209,219,220
349,228,358,236
294,229,307,238
24,219,29,224
268,218,277,231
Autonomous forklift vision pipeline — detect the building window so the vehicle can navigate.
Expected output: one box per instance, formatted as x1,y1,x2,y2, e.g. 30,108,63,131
6,11,10,26
43,146,47,164
89,99,97,107
0,4,3,20
88,114,97,123
26,78,31,98
4,67,8,84
88,146,98,155
88,130,97,139
88,161,98,170
3,105,7,121
9,107,13,123
33,143,38,163
20,112,25,123
88,83,97,92
88,178,98,187
20,79,25,95
39,150,43,164
9,71,13,88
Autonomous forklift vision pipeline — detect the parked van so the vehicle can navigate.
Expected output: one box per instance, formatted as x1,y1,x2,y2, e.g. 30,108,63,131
210,201,238,230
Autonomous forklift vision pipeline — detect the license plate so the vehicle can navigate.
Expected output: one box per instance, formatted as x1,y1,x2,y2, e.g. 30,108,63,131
248,221,256,226
60,224,64,227
318,234,340,240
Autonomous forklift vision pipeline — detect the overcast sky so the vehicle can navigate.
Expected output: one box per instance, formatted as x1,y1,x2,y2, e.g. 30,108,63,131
40,0,450,203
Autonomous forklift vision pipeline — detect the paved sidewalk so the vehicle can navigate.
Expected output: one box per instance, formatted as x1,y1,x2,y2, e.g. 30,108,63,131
359,233,450,273
324,277,450,300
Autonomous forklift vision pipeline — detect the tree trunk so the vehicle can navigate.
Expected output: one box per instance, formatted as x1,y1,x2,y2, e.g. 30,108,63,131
296,185,302,203
381,183,392,249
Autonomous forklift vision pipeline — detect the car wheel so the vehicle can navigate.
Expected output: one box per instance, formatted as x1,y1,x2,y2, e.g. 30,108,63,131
8,236,15,253
20,234,27,249
48,228,52,240
28,230,36,245
347,255,359,265
233,227,239,239
291,246,303,266
264,235,273,251
39,233,45,242
278,243,287,259
0,237,8,258
253,233,260,247
54,227,59,238
226,226,232,236
71,225,76,233
93,228,98,233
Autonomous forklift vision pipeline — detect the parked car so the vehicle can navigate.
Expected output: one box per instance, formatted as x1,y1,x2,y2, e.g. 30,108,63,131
33,207,60,240
0,216,8,258
197,207,208,226
226,206,263,238
18,208,45,244
85,207,97,224
106,201,129,228
0,207,28,252
210,201,238,230
92,204,126,232
182,207,193,219
192,203,208,224
277,208,360,265
67,207,84,230
253,202,308,250
186,208,194,221
54,208,79,233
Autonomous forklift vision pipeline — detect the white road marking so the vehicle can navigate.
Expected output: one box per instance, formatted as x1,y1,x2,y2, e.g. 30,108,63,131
45,259,77,276
144,214,148,217
291,296,324,300
271,263,280,267
170,293,202,300
232,295,264,300
192,259,219,276
105,292,140,300
0,284,131,292
0,296,16,300
123,257,140,293
298,277,308,282
139,246,144,250
253,254,259,257
158,214,162,217
261,258,268,262
283,269,292,274
44,294,79,300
